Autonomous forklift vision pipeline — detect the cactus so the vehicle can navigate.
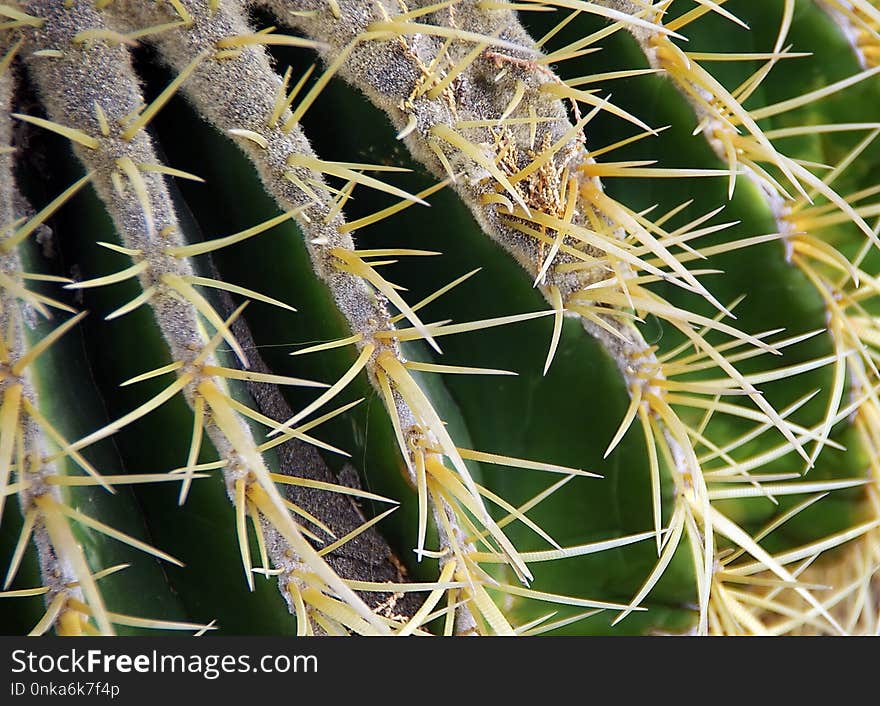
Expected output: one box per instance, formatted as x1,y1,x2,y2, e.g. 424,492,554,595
1,0,879,637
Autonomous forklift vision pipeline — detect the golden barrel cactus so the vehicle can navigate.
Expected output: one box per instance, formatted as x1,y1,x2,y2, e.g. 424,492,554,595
1,0,879,636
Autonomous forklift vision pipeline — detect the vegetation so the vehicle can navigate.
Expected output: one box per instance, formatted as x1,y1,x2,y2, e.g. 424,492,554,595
1,0,879,636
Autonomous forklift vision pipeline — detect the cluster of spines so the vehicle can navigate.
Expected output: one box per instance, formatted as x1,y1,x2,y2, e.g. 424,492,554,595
590,0,880,632
1,38,92,633
1,0,878,635
3,0,397,636
819,0,880,67
269,0,880,633
0,29,219,636
2,0,646,636
106,0,624,635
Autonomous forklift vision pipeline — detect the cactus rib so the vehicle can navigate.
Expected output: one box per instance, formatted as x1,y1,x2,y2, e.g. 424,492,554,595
595,0,880,634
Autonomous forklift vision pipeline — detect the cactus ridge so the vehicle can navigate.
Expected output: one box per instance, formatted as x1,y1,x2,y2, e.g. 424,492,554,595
0,0,878,636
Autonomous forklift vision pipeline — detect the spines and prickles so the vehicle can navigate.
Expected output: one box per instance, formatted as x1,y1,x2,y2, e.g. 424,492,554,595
14,0,393,635
1,48,90,634
1,0,879,636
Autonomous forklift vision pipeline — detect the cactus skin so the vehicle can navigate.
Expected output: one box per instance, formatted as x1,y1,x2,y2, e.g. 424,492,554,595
0,0,878,636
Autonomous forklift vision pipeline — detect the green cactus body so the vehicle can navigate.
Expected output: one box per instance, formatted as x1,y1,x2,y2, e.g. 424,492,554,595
1,0,878,636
